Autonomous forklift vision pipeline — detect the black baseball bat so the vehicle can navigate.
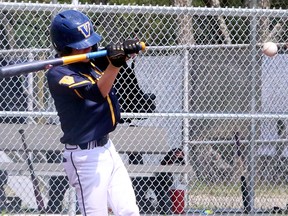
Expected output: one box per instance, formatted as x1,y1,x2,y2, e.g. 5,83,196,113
240,175,251,213
235,132,251,213
19,129,45,212
0,42,146,79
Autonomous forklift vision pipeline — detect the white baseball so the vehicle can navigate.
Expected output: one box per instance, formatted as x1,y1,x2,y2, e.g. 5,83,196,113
262,42,278,57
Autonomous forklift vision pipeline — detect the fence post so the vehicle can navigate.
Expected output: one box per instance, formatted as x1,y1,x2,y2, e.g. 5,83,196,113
246,10,259,214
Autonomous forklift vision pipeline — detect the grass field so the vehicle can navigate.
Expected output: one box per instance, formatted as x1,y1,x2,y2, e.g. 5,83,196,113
188,181,288,212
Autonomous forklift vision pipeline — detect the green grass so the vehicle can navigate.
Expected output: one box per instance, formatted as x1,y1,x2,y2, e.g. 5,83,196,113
189,180,288,196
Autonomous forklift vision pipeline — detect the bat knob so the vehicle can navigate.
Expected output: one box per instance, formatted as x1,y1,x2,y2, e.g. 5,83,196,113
139,41,146,51
19,129,24,134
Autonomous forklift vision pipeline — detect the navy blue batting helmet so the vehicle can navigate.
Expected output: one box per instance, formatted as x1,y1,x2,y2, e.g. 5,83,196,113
50,10,102,52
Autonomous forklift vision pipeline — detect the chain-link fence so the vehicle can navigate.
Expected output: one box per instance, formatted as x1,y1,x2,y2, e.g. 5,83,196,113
0,0,287,9
0,2,288,215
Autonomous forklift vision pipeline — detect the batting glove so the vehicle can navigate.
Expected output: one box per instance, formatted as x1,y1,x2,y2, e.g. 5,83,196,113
106,43,126,68
123,39,140,55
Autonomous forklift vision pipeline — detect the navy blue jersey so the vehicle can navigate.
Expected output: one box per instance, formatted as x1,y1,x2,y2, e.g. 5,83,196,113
46,62,121,145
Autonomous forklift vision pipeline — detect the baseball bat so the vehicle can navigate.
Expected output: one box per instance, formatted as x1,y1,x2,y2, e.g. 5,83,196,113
240,175,251,213
19,129,45,212
0,42,146,79
235,133,252,213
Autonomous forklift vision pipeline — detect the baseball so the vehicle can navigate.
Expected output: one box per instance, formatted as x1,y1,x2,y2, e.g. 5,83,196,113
262,42,278,57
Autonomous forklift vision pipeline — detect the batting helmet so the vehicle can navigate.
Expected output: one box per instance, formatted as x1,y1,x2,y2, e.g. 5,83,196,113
50,10,102,52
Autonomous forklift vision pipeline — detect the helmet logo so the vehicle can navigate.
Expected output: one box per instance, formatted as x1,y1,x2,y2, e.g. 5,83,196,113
78,21,91,38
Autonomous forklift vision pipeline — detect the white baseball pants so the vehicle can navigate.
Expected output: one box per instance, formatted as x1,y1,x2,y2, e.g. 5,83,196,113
63,139,140,216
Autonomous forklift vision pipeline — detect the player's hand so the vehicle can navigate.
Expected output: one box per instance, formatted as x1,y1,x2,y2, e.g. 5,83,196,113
123,39,140,55
106,43,126,68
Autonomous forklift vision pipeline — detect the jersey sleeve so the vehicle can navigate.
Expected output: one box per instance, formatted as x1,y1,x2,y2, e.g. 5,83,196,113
47,66,105,103
58,71,92,89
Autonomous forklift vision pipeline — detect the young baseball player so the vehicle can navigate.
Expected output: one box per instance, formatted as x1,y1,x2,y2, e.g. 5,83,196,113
46,9,140,216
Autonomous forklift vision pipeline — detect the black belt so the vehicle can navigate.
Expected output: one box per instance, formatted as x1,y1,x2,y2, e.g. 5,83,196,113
66,135,109,150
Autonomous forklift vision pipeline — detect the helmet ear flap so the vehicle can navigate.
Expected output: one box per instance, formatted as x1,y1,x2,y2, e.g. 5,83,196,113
91,44,98,52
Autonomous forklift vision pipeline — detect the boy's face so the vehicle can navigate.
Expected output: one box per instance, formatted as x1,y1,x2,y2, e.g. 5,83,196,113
71,47,92,62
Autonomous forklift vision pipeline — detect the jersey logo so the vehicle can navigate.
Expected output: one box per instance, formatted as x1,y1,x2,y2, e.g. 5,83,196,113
78,21,91,38
59,76,75,85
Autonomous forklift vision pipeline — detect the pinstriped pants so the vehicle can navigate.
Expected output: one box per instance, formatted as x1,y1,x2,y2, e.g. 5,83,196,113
63,139,140,216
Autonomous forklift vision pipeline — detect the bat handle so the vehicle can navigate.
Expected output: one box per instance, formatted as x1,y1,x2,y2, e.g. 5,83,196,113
19,129,26,143
87,41,146,60
126,41,146,54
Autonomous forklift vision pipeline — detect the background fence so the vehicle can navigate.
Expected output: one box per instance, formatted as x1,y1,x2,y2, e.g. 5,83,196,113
0,2,288,215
